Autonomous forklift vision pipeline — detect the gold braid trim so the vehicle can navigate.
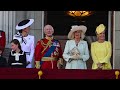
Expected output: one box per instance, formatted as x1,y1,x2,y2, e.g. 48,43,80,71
40,40,47,47
41,40,53,54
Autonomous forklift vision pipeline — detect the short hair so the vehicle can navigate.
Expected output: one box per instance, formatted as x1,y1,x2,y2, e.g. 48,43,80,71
44,24,54,32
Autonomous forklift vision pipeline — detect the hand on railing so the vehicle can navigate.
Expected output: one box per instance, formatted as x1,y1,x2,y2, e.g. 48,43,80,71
115,71,119,79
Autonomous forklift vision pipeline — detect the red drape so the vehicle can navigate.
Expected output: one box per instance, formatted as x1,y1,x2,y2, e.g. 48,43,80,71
0,68,119,79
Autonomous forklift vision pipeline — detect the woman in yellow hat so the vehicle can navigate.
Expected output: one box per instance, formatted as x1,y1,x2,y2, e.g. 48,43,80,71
91,24,112,70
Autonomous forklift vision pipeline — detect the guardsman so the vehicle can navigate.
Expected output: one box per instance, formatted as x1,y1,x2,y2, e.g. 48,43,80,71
0,30,6,53
34,24,63,69
13,19,35,68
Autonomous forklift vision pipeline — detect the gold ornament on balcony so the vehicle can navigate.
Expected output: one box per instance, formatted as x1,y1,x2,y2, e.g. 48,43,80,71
38,70,43,79
66,11,94,17
115,70,119,79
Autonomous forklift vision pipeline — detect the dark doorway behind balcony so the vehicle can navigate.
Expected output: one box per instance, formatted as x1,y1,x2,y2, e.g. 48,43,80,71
45,11,108,38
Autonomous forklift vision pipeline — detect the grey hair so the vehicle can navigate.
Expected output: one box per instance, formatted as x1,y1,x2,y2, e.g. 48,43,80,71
71,31,85,40
44,24,54,32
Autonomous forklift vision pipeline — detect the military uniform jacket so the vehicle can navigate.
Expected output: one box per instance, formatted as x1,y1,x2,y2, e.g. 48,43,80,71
0,30,6,51
34,37,63,69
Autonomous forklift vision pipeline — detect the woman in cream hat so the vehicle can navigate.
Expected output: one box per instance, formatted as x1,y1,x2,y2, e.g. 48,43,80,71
91,24,112,70
63,25,90,69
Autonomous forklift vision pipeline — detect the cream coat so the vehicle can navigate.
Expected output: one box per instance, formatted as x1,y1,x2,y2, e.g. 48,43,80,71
63,40,89,69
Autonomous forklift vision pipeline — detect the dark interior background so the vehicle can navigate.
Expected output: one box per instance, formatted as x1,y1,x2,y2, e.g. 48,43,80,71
46,11,108,39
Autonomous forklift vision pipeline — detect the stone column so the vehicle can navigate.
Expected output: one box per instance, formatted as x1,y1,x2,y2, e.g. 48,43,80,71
26,11,44,45
114,11,120,69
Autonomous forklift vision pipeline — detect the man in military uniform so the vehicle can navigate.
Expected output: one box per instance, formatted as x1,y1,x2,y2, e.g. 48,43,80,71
34,24,63,69
0,30,6,53
13,19,35,68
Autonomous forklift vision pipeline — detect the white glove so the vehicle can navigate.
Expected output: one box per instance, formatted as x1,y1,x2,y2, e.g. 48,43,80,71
35,61,40,69
76,54,81,59
70,54,80,60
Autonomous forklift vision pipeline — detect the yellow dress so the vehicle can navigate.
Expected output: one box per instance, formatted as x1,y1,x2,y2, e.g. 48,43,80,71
91,41,112,69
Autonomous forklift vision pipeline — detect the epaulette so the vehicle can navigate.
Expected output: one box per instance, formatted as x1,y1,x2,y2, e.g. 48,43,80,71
40,39,47,47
